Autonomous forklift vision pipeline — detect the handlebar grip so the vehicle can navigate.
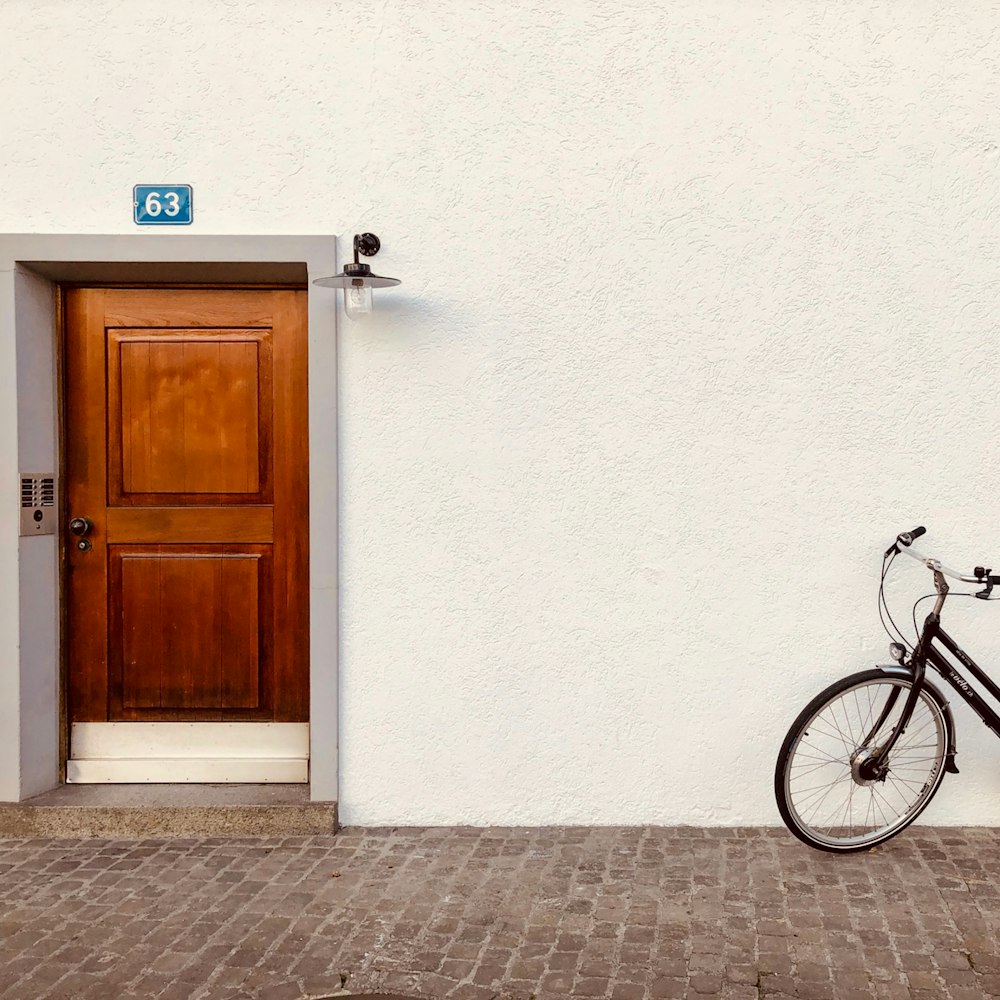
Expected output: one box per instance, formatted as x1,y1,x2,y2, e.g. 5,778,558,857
898,526,926,546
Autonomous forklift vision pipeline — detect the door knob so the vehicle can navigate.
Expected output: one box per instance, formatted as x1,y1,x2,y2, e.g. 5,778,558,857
69,516,93,537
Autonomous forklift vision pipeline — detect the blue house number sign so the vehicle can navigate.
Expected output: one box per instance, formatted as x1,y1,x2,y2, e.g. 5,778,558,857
133,184,193,225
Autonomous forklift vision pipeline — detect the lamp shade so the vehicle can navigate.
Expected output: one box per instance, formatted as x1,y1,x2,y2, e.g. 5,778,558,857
313,260,401,289
313,272,402,289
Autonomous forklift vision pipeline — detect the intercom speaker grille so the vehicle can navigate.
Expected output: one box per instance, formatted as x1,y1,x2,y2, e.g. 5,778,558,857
19,473,56,535
21,475,55,508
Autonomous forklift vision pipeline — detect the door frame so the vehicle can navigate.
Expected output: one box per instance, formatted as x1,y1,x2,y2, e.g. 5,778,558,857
0,235,341,803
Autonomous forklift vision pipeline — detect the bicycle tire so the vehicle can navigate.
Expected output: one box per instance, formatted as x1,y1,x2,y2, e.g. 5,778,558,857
775,669,952,853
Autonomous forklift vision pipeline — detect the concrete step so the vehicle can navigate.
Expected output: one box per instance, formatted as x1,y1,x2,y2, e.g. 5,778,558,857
0,784,337,837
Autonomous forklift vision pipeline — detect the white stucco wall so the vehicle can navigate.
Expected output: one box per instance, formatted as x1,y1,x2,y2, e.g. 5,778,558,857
3,1,1000,825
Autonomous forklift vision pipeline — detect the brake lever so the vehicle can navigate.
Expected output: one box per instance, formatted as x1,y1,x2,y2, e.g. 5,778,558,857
974,566,994,600
885,530,916,558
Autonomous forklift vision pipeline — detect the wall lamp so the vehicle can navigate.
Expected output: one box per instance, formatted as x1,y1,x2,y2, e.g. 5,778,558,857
313,233,401,319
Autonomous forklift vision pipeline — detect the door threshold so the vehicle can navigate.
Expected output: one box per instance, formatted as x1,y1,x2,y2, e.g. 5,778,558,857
67,722,309,783
0,783,337,837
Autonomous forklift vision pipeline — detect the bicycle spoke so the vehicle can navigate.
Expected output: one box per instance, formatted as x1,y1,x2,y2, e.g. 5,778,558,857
872,784,905,824
790,759,845,779
893,726,936,750
807,714,854,750
781,676,947,850
795,778,852,813
802,773,853,824
790,777,854,796
846,780,857,837
886,773,926,795
869,786,891,827
790,747,848,765
838,694,859,748
827,699,858,748
862,685,878,738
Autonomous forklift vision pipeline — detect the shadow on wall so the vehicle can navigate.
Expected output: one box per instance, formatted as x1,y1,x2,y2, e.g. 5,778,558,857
336,291,459,349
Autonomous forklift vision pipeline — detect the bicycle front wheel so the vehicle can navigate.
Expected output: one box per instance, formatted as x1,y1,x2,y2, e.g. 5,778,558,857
775,669,950,852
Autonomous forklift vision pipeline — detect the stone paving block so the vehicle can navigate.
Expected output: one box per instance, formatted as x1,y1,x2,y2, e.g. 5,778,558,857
5,826,1000,998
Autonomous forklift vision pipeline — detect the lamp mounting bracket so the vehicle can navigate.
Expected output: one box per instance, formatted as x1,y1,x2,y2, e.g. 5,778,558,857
354,233,381,260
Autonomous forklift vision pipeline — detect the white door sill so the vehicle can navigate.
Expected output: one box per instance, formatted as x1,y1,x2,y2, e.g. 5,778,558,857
67,722,309,784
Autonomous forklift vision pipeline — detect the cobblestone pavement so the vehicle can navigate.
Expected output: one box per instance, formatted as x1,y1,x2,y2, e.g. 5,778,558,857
3,826,1000,1000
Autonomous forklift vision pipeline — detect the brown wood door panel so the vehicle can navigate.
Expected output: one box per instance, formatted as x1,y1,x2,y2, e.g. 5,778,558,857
108,329,273,505
110,545,272,720
66,288,308,724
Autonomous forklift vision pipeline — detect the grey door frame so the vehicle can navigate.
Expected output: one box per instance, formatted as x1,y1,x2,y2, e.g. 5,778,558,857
0,234,340,802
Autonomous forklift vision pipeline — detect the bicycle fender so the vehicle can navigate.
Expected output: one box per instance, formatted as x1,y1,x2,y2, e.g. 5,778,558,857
875,663,959,773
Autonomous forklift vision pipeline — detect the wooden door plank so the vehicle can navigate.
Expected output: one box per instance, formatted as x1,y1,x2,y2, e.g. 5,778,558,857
220,341,259,493
160,554,223,714
148,339,187,493
220,549,262,709
106,507,274,543
103,289,274,328
271,290,310,721
182,340,221,492
120,340,151,494
118,552,163,710
66,288,110,722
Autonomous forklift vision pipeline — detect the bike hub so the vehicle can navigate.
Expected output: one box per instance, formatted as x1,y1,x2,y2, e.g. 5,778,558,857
852,749,890,785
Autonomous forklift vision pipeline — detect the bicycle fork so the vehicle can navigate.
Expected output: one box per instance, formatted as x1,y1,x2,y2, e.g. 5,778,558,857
857,570,958,780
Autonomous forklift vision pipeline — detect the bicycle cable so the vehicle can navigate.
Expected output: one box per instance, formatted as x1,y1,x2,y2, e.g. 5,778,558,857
909,590,996,645
878,550,913,650
911,593,940,640
877,551,897,643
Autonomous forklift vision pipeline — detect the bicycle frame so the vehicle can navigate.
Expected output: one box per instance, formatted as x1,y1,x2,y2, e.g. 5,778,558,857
875,606,1000,773
920,617,1000,734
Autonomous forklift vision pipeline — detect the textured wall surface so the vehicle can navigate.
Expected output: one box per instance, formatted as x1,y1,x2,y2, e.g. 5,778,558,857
3,1,1000,825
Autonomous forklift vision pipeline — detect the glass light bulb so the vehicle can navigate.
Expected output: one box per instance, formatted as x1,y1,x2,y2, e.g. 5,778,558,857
344,284,373,319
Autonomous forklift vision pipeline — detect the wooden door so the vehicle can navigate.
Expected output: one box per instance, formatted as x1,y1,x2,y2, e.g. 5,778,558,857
65,288,308,728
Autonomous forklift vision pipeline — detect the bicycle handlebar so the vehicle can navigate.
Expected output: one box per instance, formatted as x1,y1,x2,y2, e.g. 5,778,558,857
892,526,982,583
898,526,926,546
897,545,979,583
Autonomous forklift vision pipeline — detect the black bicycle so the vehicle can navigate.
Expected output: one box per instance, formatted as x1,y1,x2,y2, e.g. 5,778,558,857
774,526,1000,852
